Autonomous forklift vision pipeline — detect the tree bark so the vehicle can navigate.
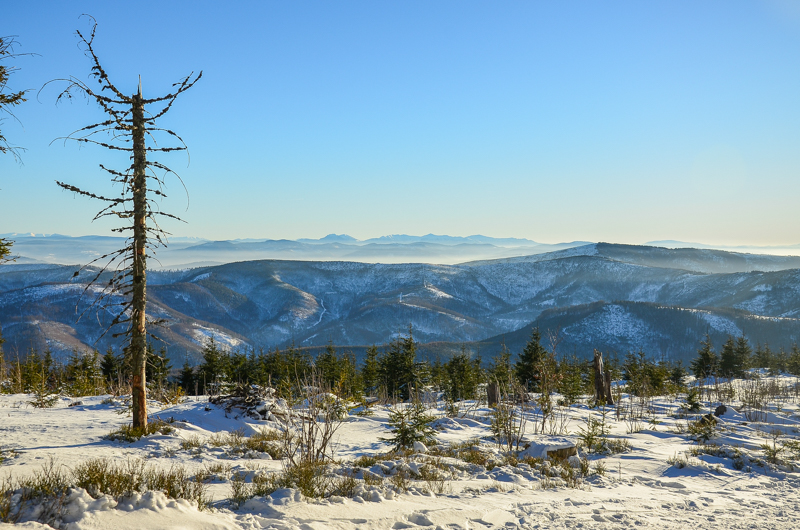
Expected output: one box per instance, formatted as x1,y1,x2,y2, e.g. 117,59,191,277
487,382,499,406
131,86,148,429
603,368,614,406
593,349,605,405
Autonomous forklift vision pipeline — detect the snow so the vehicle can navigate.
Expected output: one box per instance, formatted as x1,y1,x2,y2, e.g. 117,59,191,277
192,325,246,349
700,313,742,336
2,377,800,528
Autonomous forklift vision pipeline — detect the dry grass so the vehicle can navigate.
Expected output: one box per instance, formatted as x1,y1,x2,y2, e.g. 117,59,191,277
105,419,175,443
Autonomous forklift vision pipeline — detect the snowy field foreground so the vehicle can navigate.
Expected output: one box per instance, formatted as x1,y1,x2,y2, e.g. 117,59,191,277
2,379,800,529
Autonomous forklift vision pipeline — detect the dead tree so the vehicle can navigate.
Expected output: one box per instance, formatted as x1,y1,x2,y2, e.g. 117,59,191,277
1,35,33,162
592,349,614,406
48,19,201,428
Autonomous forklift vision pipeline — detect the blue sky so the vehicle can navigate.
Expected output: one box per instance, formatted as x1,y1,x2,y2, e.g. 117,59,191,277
2,1,800,245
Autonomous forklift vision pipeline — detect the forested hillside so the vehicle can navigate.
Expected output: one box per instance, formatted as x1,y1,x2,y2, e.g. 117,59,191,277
2,244,800,364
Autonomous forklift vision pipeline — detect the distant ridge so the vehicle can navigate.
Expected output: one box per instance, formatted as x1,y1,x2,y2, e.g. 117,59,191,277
5,233,578,268
647,240,800,254
7,232,800,269
4,242,800,364
297,234,359,244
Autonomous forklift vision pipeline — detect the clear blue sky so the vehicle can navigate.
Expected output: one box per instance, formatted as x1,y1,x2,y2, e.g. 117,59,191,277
2,1,800,245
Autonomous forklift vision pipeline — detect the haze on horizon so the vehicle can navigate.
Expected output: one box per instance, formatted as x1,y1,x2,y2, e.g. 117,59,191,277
3,1,800,247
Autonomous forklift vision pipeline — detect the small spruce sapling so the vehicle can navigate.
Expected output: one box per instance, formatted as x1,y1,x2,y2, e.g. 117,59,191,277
380,402,437,452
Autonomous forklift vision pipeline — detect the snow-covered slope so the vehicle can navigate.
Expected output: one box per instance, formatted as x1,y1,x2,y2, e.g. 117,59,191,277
3,244,800,362
2,378,800,529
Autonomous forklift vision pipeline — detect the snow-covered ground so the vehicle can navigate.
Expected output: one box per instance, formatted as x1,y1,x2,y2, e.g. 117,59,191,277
2,377,800,529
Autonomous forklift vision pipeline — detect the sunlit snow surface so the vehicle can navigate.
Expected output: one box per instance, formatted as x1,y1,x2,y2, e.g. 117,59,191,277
2,377,800,529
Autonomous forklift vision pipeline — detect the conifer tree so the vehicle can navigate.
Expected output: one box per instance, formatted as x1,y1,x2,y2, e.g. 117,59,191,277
733,335,752,377
378,325,418,400
0,239,11,264
0,36,29,161
179,360,195,395
753,342,773,370
719,335,737,378
146,344,171,390
361,345,380,394
226,350,248,384
788,343,800,376
316,341,340,390
557,355,585,404
773,347,788,375
670,360,687,386
691,333,718,380
444,347,482,401
0,35,30,284
488,342,514,390
49,19,200,427
197,338,227,394
100,347,121,385
515,328,547,391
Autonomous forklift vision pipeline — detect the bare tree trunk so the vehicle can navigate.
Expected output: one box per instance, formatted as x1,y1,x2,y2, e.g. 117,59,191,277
593,349,605,404
53,23,201,429
131,85,148,429
487,382,499,406
603,368,614,406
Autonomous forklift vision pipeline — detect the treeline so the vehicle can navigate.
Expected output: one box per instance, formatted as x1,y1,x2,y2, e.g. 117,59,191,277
690,333,800,380
175,327,688,402
0,343,171,397
3,325,799,402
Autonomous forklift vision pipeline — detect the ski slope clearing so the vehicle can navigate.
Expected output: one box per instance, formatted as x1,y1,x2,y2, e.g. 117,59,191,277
2,377,800,529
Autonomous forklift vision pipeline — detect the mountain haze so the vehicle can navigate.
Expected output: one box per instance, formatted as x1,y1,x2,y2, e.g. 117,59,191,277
2,233,583,268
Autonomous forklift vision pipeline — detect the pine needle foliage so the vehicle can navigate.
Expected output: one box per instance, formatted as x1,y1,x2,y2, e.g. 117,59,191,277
380,402,437,451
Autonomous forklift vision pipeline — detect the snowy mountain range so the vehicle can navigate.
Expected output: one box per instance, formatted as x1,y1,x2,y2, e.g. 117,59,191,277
1,233,583,268
3,242,800,365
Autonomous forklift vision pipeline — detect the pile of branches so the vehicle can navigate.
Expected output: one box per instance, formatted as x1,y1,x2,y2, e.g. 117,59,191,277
208,383,287,422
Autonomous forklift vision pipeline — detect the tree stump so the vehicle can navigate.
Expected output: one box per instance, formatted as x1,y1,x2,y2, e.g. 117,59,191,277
603,369,615,406
487,382,499,406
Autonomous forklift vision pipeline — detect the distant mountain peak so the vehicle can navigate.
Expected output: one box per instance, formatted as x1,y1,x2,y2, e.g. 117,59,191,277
319,234,358,242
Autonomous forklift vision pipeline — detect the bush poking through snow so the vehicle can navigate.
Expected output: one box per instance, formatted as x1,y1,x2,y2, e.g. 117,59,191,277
72,458,208,508
577,416,605,453
380,402,438,452
593,460,607,476
1,457,70,524
667,452,692,469
27,367,59,409
229,471,251,508
352,454,381,468
153,384,186,406
431,439,493,468
180,435,204,453
105,418,176,442
682,388,703,413
576,413,632,454
229,461,362,506
686,415,717,443
761,439,785,465
0,447,19,465
1,456,209,524
388,466,413,493
228,374,349,505
490,401,519,450
244,428,283,459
